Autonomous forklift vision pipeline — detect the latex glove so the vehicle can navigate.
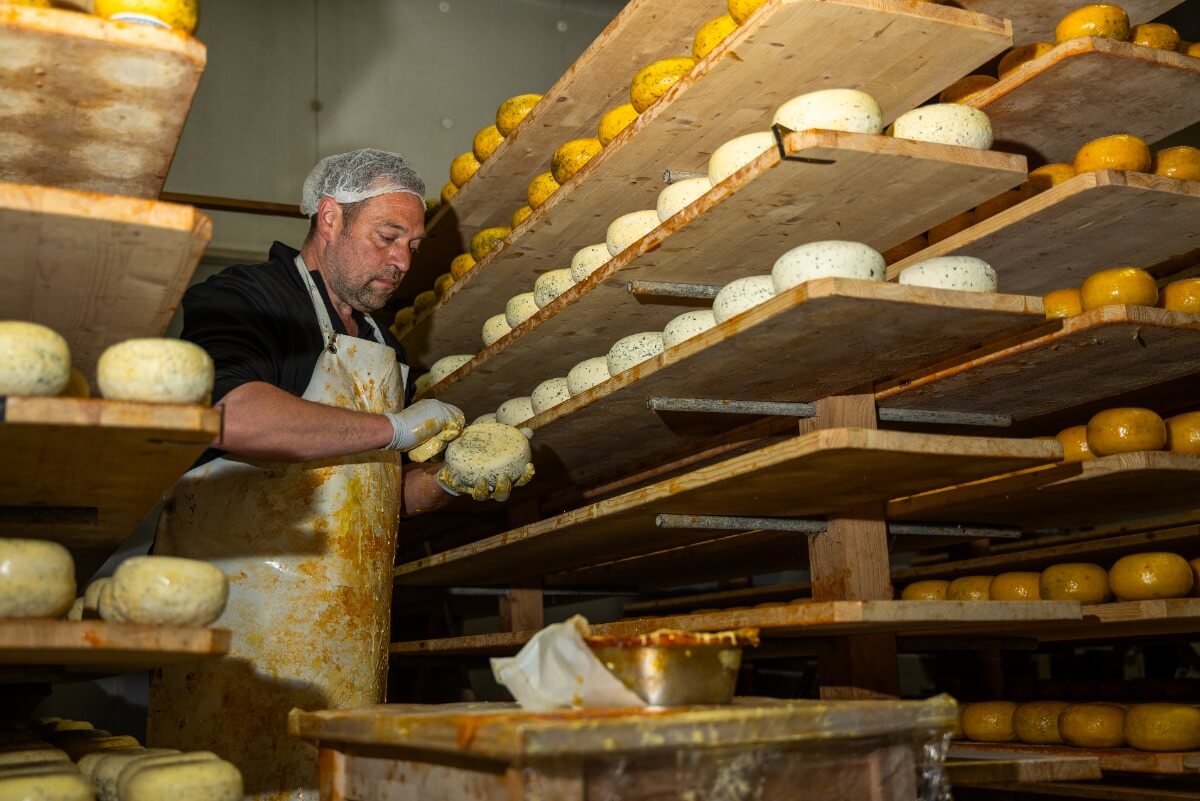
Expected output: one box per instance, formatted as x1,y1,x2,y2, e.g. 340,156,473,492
436,460,535,502
384,399,465,452
407,420,463,463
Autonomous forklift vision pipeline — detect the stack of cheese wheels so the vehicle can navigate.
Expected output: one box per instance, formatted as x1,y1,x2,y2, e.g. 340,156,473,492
656,176,712,222
891,104,994,150
606,210,660,256
496,397,535,427
708,131,775,185
99,556,228,626
899,256,998,293
773,89,883,135
530,377,571,415
662,310,717,349
567,356,612,396
428,354,472,385
98,338,215,404
772,240,885,292
0,321,71,396
570,243,611,282
712,275,776,322
0,538,76,618
443,422,533,495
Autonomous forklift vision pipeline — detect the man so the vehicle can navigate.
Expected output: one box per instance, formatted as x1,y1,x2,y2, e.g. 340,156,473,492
146,150,498,801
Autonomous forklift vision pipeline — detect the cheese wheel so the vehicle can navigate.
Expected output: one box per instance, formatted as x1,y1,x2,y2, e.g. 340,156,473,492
413,289,438,314
1086,407,1166,456
708,131,775,185
939,75,997,104
712,275,776,323
533,269,576,309
898,257,997,293
693,13,737,58
773,88,883,135
530,377,571,415
900,580,949,601
1166,412,1200,455
116,753,221,801
122,758,242,801
946,575,993,601
1027,163,1076,193
433,273,455,298
469,226,512,261
0,322,71,396
92,749,178,801
66,597,85,621
1014,701,1069,744
656,176,712,222
990,572,1042,600
392,306,415,330
607,332,665,375
481,314,512,347
473,413,497,425
1131,22,1180,50
662,310,717,348
961,702,1017,742
511,205,533,228
78,747,144,780
1043,288,1083,319
598,103,638,146
97,339,213,404
413,373,433,396
0,746,70,767
0,769,93,801
771,240,884,292
496,93,541,137
566,357,612,396
1161,278,1200,314
450,253,476,281
59,367,90,399
892,104,994,150
569,244,611,283
1074,134,1151,173
1110,553,1194,601
0,539,75,619
1154,146,1200,181
1060,704,1126,748
1125,704,1200,752
999,42,1055,77
428,354,472,385
1082,267,1158,311
1056,425,1094,462
103,556,228,626
629,57,696,113
495,397,534,427
1040,563,1111,603
58,734,139,761
1055,4,1130,43
444,423,532,491
504,293,540,328
606,210,660,256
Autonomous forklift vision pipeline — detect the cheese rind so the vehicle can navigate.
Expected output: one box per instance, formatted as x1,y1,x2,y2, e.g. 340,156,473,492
122,758,242,801
569,244,611,283
91,749,177,801
606,210,660,257
473,413,497,424
892,104,994,150
103,556,228,627
773,89,883,135
708,131,775,185
0,769,93,801
712,275,776,323
607,332,665,376
771,241,884,292
656,177,712,222
481,314,513,347
97,339,214,404
444,423,533,491
898,257,998,293
115,753,220,801
0,538,76,619
530,378,571,415
533,270,576,309
504,293,540,328
0,321,71,397
662,310,717,348
495,397,535,427
82,578,109,618
567,357,612,396
429,354,473,385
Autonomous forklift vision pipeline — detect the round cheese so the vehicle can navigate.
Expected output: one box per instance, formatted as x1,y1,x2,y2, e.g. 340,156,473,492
1166,412,1200,455
570,243,611,283
771,240,885,292
1043,288,1083,319
59,367,90,399
57,734,140,761
413,290,438,314
990,572,1042,600
444,422,532,493
892,104,994,150
82,578,110,618
0,321,71,397
97,339,214,404
0,769,93,801
1040,563,1111,603
898,256,997,293
0,746,70,767
946,575,993,601
1161,278,1200,314
413,373,433,396
939,75,997,104
708,131,775,185
773,89,883,135
656,176,712,222
900,580,949,601
961,702,1017,742
78,747,144,780
1110,553,1193,601
428,354,472,385
662,310,717,348
92,748,179,801
122,757,243,801
1074,134,1150,173
1081,267,1158,310
0,538,75,619
1126,704,1200,752
1014,701,1069,745
481,314,512,347
607,332,665,376
116,753,222,801
495,397,535,427
504,293,540,328
1086,407,1166,456
103,556,228,626
606,210,660,256
533,269,576,309
1055,4,1130,43
530,377,571,415
567,357,611,396
66,597,85,621
1060,704,1126,748
1056,425,1094,462
712,275,776,323
473,413,497,425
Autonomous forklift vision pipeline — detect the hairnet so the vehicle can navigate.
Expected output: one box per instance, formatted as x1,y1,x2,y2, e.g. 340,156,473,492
300,148,426,217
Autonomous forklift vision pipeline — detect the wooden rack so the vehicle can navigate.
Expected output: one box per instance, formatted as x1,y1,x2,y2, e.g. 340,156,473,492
955,0,1185,45
946,754,1101,786
949,742,1200,776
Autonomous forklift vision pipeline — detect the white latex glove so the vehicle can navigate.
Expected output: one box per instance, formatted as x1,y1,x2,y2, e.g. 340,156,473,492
384,399,465,452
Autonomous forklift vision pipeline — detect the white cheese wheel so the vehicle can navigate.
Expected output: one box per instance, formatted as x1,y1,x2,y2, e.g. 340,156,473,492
444,422,532,492
504,293,539,327
899,256,998,293
0,322,71,397
413,373,433,396
91,749,177,801
656,176,712,222
533,269,576,308
472,413,497,425
606,210,660,256
122,758,242,801
771,240,885,292
495,397,535,427
481,314,512,347
97,338,214,404
82,578,109,618
566,357,611,396
115,753,220,801
662,310,717,348
708,131,775,185
530,377,571,415
429,354,472,384
66,597,84,621
0,538,75,619
0,746,70,767
102,556,228,626
712,275,777,323
78,747,144,781
0,769,92,801
569,244,611,283
892,104,993,150
774,89,883,135
607,332,665,376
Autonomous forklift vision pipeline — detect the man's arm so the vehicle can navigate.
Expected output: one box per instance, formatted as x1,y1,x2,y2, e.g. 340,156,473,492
402,463,453,516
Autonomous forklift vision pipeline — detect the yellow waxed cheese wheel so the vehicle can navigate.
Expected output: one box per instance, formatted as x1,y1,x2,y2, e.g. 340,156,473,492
771,240,885,292
597,104,639,146
1166,412,1200,455
511,206,533,228
569,244,611,283
1044,288,1083,319
728,0,767,24
1060,703,1126,747
449,253,476,281
0,321,71,396
392,307,414,331
1056,425,1094,462
527,171,560,209
927,210,976,244
882,235,927,264
94,0,199,34
495,94,542,137
433,273,455,298
481,314,512,348
712,275,776,323
1154,146,1200,181
1188,42,1200,57
413,290,438,315
428,355,472,385
1075,134,1151,173
892,104,994,150
999,42,1055,77
440,182,457,205
504,293,539,328
939,75,997,104
448,151,480,188
1086,407,1166,456
946,575,993,600
708,131,775,185
900,580,949,601
991,572,1042,601
1055,4,1130,43
629,57,697,113
694,14,737,58
899,256,998,293
472,125,504,162
551,138,602,185
1080,267,1158,310
103,556,228,626
469,226,511,262
566,357,611,396
1131,22,1180,50
1109,553,1194,601
0,539,75,619
1027,163,1076,193
59,367,90,399
773,89,883,135
0,769,93,801
1125,704,1200,752
607,332,665,375
533,269,575,309
1040,563,1112,602
961,702,1017,742
606,210,660,257
1161,278,1200,313
656,176,712,222
530,377,571,415
1014,701,1070,744
495,397,534,427
662,310,717,349
97,339,213,404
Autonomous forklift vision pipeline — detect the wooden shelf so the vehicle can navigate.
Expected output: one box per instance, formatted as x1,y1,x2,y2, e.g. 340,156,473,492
1042,598,1200,642
949,742,1200,776
969,37,1200,165
884,171,1200,295
0,6,206,198
955,0,1184,45
400,0,1013,361
877,305,1200,422
426,131,1028,409
394,428,1059,586
0,396,221,552
946,754,1101,786
0,181,213,376
1001,780,1200,800
0,620,229,682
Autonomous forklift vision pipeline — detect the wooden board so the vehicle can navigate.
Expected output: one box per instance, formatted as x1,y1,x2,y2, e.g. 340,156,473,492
393,428,1060,586
946,755,1101,785
877,305,1200,422
0,6,206,198
969,37,1200,165
884,171,1200,294
0,181,214,375
0,396,221,549
949,742,1200,776
955,0,1184,45
1003,781,1200,800
1040,598,1200,642
0,620,229,681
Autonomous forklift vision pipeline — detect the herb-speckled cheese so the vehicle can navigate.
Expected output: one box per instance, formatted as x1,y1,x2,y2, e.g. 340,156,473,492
0,768,93,801
892,104,994,150
569,244,610,283
713,275,776,323
97,339,214,404
429,354,472,384
567,357,612,396
504,293,540,327
772,240,885,292
122,757,243,801
773,89,883,134
481,314,512,347
495,397,535,427
606,210,660,256
607,332,665,375
101,556,228,627
662,310,717,348
0,321,71,396
0,538,75,619
473,413,497,424
656,176,712,222
899,256,998,293
530,377,571,415
444,423,532,492
708,131,775,185
533,270,576,308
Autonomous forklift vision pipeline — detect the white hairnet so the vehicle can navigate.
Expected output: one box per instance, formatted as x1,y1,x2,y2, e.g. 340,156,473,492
300,148,426,217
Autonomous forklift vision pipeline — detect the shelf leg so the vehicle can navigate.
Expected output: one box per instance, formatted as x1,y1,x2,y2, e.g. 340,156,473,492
500,500,545,633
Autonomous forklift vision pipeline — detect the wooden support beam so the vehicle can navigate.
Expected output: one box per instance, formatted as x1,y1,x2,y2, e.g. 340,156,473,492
499,500,544,633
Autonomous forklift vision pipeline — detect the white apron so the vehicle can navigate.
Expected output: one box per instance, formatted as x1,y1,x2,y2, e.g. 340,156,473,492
147,258,407,801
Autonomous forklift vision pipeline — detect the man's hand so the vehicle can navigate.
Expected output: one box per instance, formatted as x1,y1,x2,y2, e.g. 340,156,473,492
436,460,535,502
402,462,453,516
384,399,465,452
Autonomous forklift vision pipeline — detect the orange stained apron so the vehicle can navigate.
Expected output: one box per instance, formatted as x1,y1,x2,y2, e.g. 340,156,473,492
147,257,406,801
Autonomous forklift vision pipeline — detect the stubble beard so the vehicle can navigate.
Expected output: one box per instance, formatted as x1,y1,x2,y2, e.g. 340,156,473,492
325,239,398,314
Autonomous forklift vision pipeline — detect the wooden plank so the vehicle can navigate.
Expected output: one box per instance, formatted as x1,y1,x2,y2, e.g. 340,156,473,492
0,6,206,198
946,755,1101,785
1039,598,1200,642
884,171,1200,294
1003,781,1200,800
0,181,214,376
877,305,1200,421
969,37,1200,164
955,0,1183,45
949,742,1200,776
0,396,221,549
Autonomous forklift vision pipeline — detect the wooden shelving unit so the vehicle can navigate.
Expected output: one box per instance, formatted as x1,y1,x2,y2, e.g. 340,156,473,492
946,754,1101,786
949,742,1200,776
955,0,1184,45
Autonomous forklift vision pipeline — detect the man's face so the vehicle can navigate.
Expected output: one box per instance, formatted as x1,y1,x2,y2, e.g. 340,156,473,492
323,192,426,313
